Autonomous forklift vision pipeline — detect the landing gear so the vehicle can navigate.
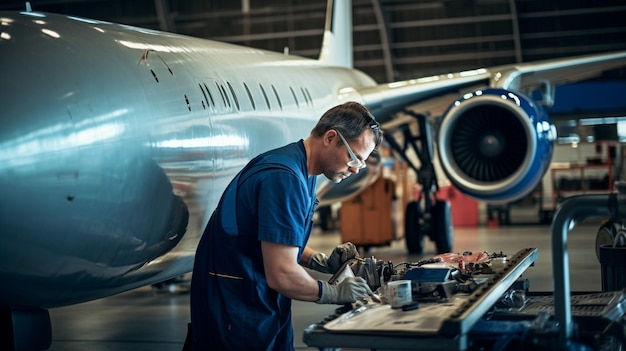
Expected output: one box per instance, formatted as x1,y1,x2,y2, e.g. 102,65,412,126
386,111,454,255
404,199,453,254
316,205,337,232
432,200,453,254
0,305,51,351
405,201,424,254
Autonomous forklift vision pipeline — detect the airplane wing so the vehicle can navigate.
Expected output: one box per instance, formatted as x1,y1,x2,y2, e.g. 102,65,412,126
355,50,626,203
489,51,626,93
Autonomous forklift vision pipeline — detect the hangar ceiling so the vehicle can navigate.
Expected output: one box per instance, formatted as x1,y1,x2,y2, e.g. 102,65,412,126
2,0,625,83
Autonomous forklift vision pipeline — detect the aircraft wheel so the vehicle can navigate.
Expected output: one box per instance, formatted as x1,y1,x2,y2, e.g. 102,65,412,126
432,200,453,254
317,206,333,231
405,201,424,254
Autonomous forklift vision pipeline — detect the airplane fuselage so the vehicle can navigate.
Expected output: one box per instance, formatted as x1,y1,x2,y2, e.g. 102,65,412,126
0,11,379,308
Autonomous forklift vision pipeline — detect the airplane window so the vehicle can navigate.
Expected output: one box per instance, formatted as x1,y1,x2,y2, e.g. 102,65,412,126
304,88,314,107
289,86,300,109
300,87,310,107
198,84,209,110
259,84,271,111
184,94,191,111
271,85,283,111
227,82,240,111
243,83,256,111
203,83,216,108
217,83,231,110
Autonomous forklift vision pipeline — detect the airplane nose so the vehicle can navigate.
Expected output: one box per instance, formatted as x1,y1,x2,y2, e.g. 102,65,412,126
0,11,192,307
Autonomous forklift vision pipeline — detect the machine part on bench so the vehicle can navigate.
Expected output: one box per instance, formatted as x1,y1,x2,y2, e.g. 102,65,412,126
304,247,626,350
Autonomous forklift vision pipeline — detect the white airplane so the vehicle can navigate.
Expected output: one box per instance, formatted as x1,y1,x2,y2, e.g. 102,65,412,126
1,1,625,349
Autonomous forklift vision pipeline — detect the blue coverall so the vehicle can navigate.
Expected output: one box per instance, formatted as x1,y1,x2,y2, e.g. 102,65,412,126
190,140,318,351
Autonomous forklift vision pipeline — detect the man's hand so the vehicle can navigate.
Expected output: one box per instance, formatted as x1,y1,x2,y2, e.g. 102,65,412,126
308,242,359,274
316,277,374,304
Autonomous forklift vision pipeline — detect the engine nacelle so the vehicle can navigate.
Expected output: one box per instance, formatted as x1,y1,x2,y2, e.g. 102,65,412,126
437,88,556,203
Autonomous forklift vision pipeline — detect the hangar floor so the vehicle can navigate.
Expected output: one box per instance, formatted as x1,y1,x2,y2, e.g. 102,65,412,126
47,221,607,351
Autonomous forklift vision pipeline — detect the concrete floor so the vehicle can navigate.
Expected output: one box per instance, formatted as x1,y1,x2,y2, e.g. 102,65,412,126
47,220,609,350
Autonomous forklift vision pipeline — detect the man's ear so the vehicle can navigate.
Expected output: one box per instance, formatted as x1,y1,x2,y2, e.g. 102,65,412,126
323,129,337,146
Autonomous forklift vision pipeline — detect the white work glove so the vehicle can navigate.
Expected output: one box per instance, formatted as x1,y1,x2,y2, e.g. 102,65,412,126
316,277,374,304
308,242,359,274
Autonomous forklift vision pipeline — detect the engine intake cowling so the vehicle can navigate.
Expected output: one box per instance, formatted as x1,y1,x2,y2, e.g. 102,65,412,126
437,88,555,203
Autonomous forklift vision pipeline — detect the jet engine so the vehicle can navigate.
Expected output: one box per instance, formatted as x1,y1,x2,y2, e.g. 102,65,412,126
437,88,556,203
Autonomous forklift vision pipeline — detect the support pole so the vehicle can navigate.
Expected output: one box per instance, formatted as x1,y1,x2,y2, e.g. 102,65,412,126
551,194,616,350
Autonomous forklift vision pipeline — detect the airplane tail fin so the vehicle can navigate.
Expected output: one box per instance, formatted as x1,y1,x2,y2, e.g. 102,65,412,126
318,0,353,68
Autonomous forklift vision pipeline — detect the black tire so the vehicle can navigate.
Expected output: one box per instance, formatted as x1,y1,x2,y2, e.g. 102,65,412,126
431,200,453,254
595,220,618,261
405,201,424,254
317,206,333,232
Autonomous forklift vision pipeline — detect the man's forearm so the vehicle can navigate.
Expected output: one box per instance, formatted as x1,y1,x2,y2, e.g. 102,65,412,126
299,246,316,267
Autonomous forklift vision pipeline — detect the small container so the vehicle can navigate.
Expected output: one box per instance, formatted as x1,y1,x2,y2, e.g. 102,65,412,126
386,280,412,308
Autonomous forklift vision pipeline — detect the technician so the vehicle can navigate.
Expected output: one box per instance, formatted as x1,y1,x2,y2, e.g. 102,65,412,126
190,101,383,350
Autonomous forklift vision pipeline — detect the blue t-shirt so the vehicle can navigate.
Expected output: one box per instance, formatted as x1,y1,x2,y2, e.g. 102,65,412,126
191,140,318,351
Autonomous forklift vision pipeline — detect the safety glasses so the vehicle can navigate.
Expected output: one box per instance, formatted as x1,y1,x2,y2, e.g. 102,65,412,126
334,129,366,169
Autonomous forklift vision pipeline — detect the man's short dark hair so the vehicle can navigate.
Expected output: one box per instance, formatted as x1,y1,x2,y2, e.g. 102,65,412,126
311,101,383,147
